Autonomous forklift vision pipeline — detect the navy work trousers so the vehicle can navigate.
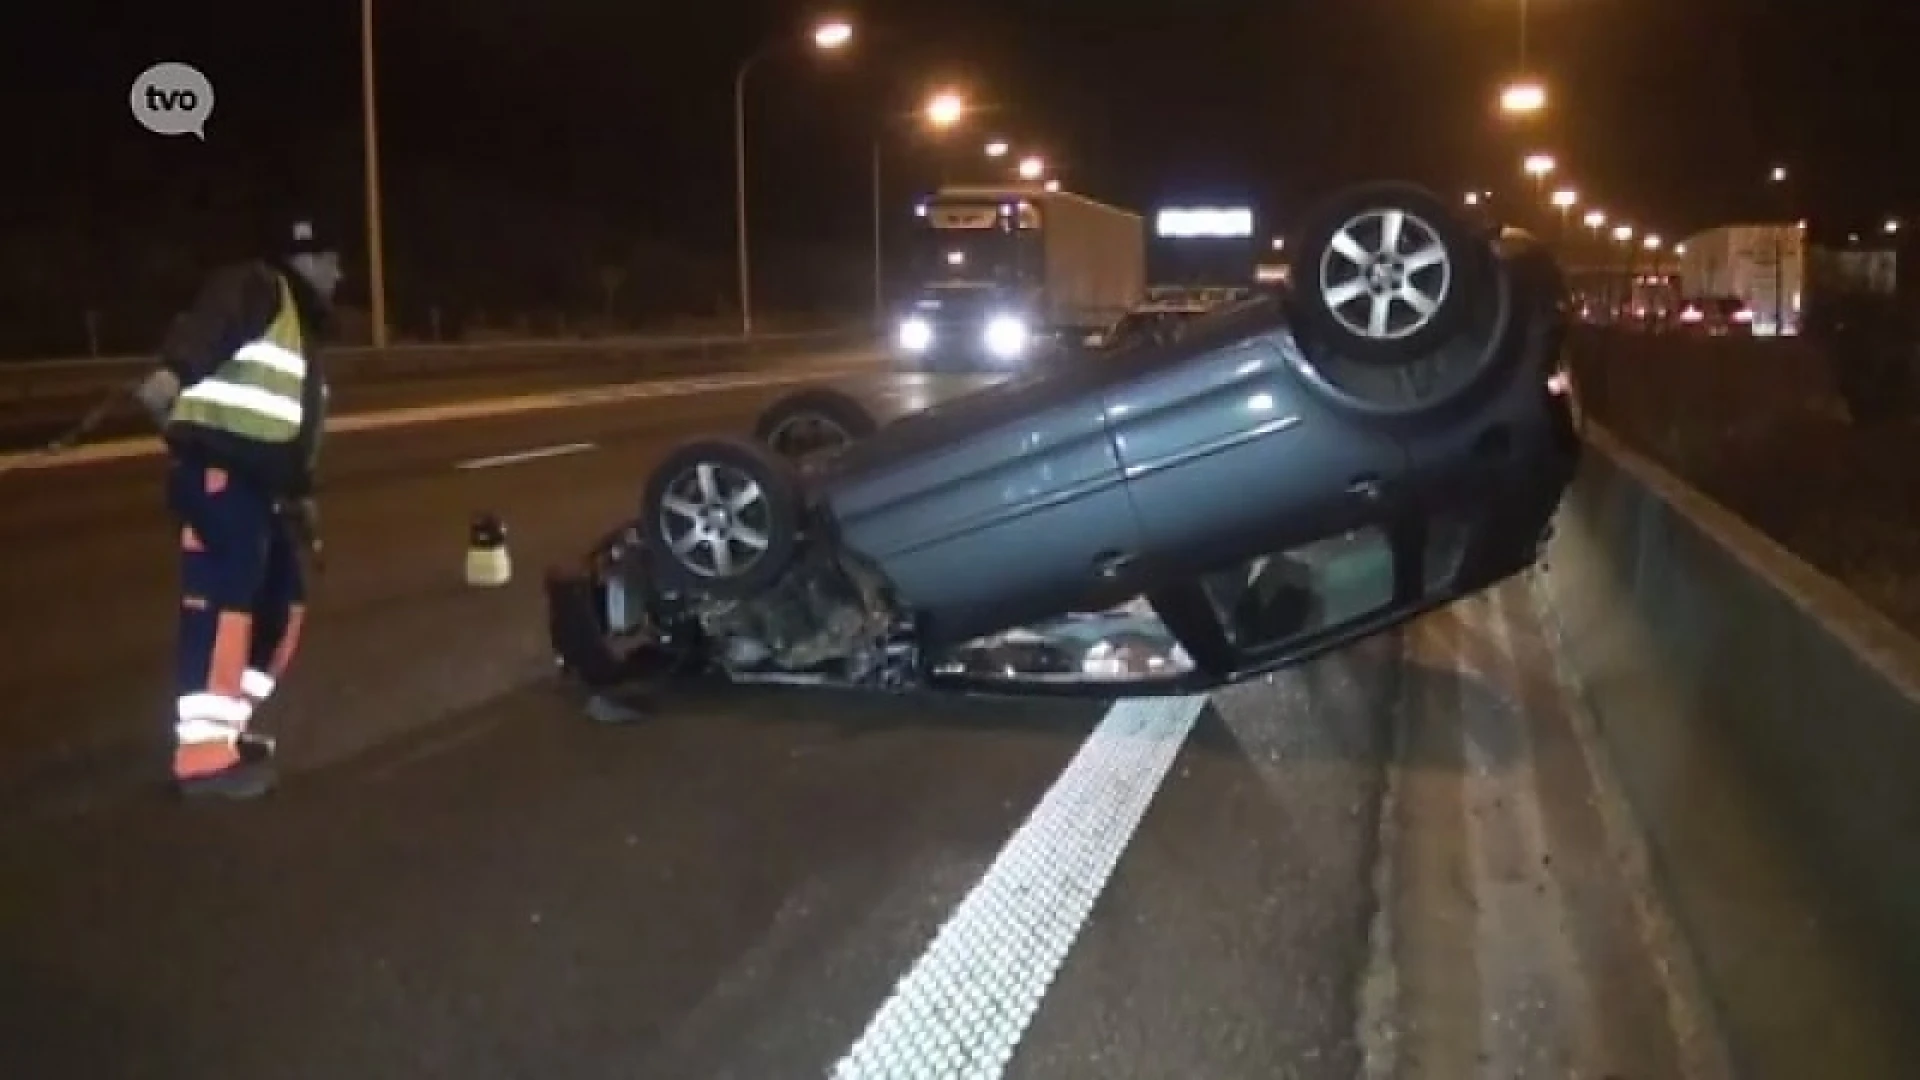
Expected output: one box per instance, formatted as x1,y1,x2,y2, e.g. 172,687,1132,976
166,457,306,776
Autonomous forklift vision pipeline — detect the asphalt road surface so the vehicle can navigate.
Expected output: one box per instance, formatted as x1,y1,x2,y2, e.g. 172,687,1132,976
0,366,1708,1078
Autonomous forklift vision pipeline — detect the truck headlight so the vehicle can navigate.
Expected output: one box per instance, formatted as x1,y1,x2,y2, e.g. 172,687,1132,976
897,317,933,352
982,314,1029,359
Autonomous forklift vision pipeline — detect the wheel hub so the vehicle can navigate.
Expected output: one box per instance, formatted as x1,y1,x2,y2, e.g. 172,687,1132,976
1365,255,1406,294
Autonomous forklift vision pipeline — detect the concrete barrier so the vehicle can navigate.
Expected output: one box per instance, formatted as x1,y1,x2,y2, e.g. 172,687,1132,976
1534,424,1920,1078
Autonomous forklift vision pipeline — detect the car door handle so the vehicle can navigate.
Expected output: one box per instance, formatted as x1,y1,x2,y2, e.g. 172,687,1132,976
1093,551,1137,579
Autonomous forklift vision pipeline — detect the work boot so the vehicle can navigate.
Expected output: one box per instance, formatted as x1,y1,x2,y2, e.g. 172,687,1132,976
236,730,277,764
174,759,277,801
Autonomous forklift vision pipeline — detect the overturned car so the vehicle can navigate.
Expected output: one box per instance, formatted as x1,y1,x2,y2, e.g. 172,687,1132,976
545,182,1582,699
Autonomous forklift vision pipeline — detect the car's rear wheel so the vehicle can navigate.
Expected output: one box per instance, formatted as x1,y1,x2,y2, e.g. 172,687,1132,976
1287,182,1512,416
641,436,803,599
754,388,878,462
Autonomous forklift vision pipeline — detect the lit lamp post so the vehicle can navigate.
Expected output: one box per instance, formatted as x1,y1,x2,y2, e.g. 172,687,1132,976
1611,223,1634,319
360,0,387,346
1017,155,1045,182
1523,153,1556,196
985,139,1009,158
1766,164,1790,334
734,17,853,336
868,87,971,331
1550,187,1578,236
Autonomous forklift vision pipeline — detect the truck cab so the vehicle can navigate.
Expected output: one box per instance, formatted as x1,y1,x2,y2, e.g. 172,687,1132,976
893,186,1144,371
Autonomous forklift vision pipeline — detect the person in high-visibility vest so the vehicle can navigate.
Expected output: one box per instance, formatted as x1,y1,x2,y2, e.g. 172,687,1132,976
133,219,342,800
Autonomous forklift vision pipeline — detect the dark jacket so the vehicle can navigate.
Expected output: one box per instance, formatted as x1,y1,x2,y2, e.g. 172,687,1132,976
160,259,330,497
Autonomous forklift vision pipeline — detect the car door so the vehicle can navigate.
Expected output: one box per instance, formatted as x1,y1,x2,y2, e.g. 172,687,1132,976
823,364,1150,649
1101,324,1410,581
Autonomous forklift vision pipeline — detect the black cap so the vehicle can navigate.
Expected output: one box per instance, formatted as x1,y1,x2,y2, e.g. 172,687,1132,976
284,218,331,256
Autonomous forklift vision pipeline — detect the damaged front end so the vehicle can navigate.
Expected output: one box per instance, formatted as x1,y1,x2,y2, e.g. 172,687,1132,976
545,526,1203,698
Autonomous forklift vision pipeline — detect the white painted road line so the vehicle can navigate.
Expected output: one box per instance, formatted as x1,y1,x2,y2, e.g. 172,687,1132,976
831,694,1206,1080
454,441,596,471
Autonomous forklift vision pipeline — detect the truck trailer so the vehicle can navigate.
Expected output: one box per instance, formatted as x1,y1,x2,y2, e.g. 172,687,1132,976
1676,223,1805,335
894,185,1145,370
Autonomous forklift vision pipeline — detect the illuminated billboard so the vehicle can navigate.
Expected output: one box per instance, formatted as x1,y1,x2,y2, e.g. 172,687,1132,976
1155,207,1255,239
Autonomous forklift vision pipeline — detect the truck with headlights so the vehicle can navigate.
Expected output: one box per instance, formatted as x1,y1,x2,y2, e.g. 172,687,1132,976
893,185,1145,370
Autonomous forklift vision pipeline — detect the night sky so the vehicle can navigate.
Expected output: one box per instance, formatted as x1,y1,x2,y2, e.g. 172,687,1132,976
5,0,1916,321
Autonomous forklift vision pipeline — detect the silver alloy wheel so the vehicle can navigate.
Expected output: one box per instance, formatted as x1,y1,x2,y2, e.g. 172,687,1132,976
1317,207,1453,341
657,461,772,579
765,412,853,460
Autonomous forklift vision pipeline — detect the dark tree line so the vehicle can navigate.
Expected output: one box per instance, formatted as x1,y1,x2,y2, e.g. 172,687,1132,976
0,154,873,362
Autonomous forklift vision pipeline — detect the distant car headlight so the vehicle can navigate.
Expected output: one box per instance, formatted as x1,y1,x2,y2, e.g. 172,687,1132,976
897,317,933,352
982,314,1029,359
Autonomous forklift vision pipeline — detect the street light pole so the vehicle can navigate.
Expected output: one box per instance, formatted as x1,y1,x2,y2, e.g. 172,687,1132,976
733,53,760,338
732,21,852,339
871,138,883,328
360,0,388,347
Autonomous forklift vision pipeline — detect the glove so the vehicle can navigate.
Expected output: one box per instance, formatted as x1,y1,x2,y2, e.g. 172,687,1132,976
132,369,180,429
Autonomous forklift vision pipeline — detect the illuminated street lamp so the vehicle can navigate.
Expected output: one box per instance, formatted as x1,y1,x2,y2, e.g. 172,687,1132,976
1017,155,1045,180
1885,217,1902,235
812,19,853,48
1464,191,1481,206
1644,234,1663,252
1674,243,1688,255
1612,224,1634,243
1044,179,1061,192
985,139,1009,158
1770,164,1788,184
1547,187,1578,236
735,17,855,335
1583,209,1607,230
1523,153,1555,203
1500,80,1547,115
925,89,966,129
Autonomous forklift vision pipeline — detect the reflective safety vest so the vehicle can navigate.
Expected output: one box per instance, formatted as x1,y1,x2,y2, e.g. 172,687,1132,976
168,273,309,446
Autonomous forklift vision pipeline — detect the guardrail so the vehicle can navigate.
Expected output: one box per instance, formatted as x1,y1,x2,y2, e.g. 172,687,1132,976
0,327,875,406
1535,425,1920,1078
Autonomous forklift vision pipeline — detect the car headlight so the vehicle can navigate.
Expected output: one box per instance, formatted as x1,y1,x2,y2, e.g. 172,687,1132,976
897,317,933,352
982,314,1029,359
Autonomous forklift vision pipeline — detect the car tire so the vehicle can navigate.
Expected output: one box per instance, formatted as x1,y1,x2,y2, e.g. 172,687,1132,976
753,388,879,462
1290,182,1483,364
640,436,804,600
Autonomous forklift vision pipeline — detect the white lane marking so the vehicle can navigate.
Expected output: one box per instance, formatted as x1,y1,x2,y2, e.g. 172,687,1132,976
454,441,596,471
831,694,1205,1080
0,357,881,473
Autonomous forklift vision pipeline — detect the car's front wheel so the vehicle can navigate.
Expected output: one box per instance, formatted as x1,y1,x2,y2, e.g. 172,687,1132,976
640,436,804,600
